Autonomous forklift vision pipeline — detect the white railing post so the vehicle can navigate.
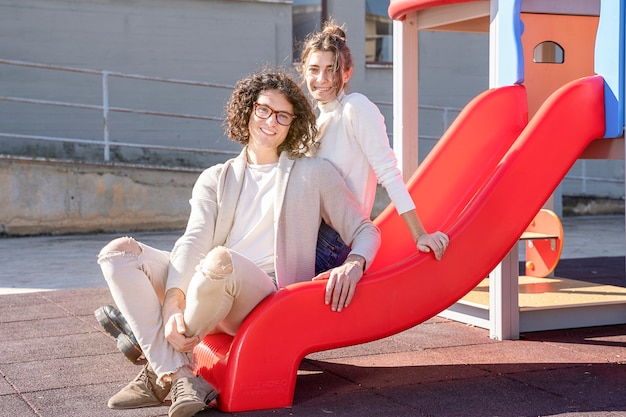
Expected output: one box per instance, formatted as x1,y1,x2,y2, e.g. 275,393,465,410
102,71,110,162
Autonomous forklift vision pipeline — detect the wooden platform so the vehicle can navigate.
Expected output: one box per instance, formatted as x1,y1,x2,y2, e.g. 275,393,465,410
443,275,626,333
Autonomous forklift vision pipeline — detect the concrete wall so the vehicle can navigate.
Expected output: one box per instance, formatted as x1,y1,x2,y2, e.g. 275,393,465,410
1,156,198,236
0,153,406,236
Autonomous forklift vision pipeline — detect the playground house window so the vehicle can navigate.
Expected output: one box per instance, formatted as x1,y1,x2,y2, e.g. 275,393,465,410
292,0,394,65
533,41,565,64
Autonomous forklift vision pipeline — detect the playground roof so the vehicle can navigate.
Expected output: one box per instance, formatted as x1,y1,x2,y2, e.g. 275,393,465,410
388,0,477,20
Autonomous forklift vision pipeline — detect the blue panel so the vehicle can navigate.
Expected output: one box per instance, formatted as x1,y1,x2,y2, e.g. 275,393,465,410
594,0,625,138
494,0,524,86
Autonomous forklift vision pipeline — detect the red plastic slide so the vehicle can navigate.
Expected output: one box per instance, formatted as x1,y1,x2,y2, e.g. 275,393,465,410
370,84,528,269
193,76,605,412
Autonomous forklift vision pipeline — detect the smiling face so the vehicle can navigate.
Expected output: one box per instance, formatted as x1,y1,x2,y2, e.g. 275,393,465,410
246,89,294,163
304,50,352,104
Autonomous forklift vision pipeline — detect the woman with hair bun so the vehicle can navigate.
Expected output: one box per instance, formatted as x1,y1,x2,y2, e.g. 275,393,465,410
300,20,449,274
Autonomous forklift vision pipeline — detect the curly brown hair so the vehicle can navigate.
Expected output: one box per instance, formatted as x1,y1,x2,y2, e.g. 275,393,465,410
298,20,353,95
224,67,318,158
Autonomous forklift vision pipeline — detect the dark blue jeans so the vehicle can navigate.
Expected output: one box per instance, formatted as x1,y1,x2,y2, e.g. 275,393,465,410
315,221,351,275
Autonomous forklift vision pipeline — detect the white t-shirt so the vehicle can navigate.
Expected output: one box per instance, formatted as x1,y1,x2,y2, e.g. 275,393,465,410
225,162,277,276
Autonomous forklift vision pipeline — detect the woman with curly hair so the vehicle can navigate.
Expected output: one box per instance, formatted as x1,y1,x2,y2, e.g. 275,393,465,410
96,67,381,417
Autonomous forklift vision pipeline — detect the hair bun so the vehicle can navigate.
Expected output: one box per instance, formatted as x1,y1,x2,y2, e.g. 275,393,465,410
322,21,346,41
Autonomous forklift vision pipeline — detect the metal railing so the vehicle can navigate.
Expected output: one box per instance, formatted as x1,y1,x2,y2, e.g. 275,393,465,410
0,58,238,163
0,58,459,165
3,59,620,197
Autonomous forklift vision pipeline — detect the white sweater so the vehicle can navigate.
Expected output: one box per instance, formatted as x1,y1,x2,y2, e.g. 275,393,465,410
315,91,416,217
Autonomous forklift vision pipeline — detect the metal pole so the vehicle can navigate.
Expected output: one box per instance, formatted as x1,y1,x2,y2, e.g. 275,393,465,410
102,71,110,162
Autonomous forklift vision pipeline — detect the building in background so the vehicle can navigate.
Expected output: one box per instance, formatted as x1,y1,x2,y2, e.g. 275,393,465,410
0,0,622,216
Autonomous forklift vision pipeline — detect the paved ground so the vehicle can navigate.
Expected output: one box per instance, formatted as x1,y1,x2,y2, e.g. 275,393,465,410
1,215,625,416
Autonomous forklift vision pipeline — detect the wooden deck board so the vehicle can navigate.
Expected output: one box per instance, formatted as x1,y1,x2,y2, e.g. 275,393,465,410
461,276,626,311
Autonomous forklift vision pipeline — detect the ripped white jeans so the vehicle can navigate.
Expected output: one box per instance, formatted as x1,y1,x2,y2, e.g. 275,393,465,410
97,237,277,383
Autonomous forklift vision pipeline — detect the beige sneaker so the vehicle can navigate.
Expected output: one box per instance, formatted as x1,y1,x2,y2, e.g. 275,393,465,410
108,363,171,409
168,376,218,417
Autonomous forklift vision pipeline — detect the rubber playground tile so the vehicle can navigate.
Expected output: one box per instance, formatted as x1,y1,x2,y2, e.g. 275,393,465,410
0,373,16,396
309,357,492,390
24,383,170,417
1,353,138,393
389,319,498,350
293,359,382,404
430,338,616,374
40,287,114,316
0,314,101,342
307,318,496,362
509,364,626,411
289,387,422,417
0,331,116,364
521,325,626,364
0,296,71,323
380,373,589,417
0,395,37,417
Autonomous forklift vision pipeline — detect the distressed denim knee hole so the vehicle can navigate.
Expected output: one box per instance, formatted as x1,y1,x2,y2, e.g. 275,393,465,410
97,236,142,264
197,246,233,279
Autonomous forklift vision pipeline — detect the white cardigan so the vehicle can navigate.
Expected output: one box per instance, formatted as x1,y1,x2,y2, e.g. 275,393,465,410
166,148,381,293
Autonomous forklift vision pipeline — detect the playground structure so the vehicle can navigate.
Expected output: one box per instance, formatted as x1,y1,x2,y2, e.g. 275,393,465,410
192,0,626,412
389,0,625,340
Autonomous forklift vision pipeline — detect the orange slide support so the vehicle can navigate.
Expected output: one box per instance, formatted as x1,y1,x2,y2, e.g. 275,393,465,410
193,76,605,412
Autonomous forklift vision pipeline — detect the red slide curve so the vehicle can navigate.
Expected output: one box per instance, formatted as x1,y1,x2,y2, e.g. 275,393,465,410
193,76,605,412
